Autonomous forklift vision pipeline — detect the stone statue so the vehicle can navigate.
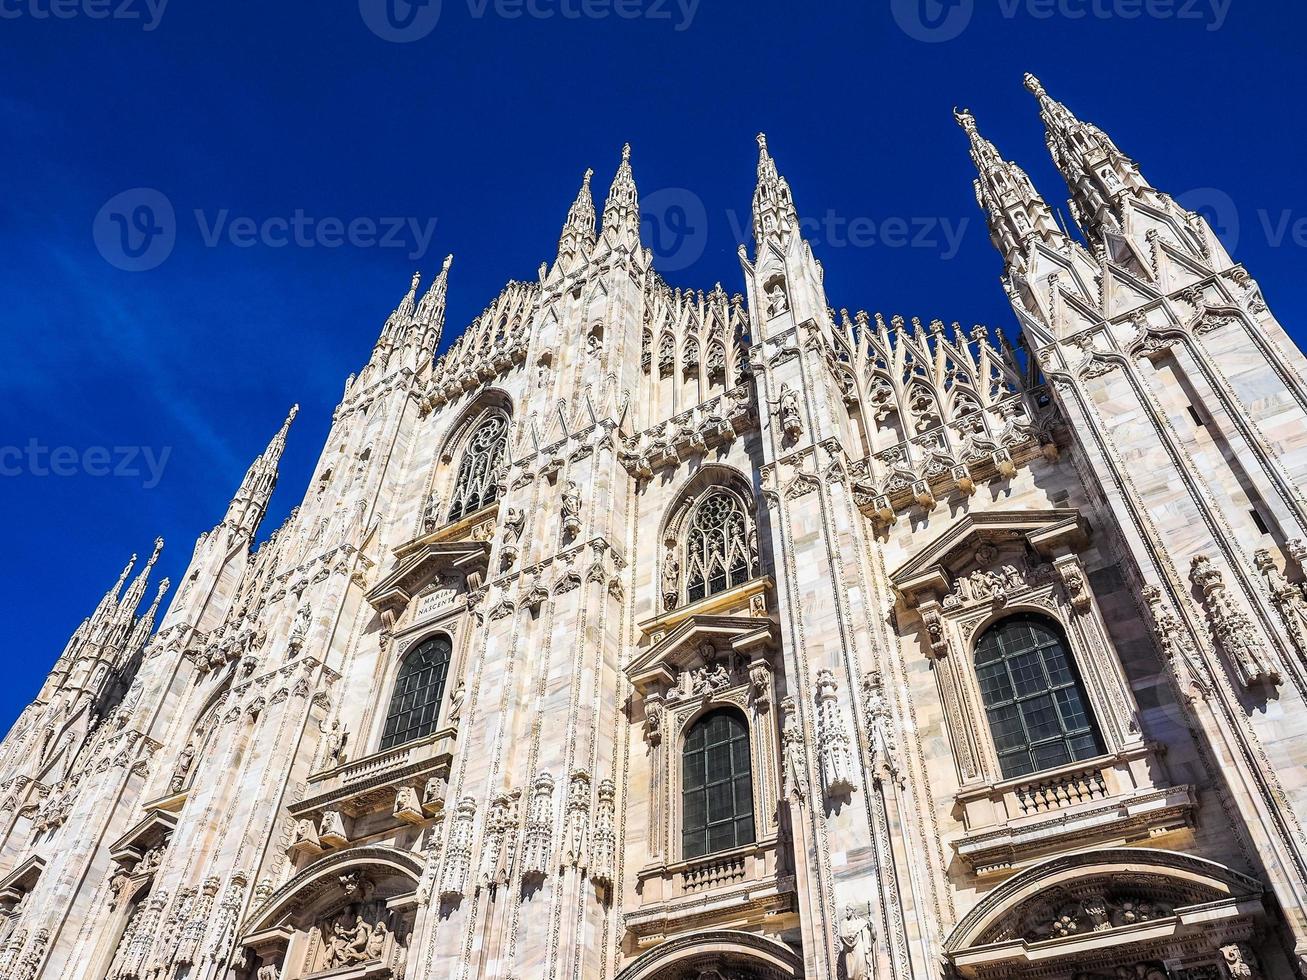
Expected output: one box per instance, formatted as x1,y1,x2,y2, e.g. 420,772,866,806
776,383,802,438
765,279,788,318
662,551,680,610
838,905,875,980
320,719,349,768
169,743,196,793
289,602,312,651
780,697,809,803
448,680,466,722
561,481,582,537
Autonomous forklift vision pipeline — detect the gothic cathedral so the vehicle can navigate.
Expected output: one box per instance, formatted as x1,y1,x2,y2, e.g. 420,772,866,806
4,75,1307,980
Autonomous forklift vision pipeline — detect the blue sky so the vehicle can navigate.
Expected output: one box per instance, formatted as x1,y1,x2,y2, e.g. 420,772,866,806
2,0,1305,730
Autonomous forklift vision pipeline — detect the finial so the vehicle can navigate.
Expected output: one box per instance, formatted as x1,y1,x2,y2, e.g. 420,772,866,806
441,253,453,272
953,106,977,134
756,132,768,151
1023,73,1046,98
582,168,593,186
287,403,300,423
621,143,631,163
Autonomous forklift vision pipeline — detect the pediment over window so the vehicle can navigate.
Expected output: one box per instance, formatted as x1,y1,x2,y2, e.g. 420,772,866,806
890,508,1089,605
0,855,44,906
945,848,1265,979
626,615,777,697
365,541,489,622
109,808,177,868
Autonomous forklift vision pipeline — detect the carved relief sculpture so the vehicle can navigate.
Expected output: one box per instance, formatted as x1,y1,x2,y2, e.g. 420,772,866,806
589,779,616,889
815,670,857,798
1256,548,1307,664
439,797,476,901
1189,555,1281,687
520,771,556,879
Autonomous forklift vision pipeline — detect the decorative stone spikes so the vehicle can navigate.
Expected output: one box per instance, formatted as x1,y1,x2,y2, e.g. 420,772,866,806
413,253,454,348
558,167,596,259
439,797,477,900
954,105,1062,265
814,670,856,799
520,770,556,879
225,405,298,539
589,779,616,889
1189,555,1281,688
127,577,170,653
601,143,640,242
752,132,800,251
1023,72,1151,240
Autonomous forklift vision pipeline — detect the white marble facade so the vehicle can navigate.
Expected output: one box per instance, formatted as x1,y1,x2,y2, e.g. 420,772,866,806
3,76,1307,980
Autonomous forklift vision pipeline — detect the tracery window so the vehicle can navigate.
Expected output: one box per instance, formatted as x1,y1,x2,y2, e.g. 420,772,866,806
974,615,1103,779
447,414,508,523
380,635,454,751
684,489,751,604
658,334,675,377
682,708,754,859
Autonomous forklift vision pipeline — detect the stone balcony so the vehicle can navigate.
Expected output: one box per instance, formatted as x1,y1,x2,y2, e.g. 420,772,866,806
626,836,796,944
953,744,1196,876
290,728,455,822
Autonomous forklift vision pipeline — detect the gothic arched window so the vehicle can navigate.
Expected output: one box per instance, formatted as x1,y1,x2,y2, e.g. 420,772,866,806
974,615,1103,779
684,489,751,605
380,635,454,751
447,414,508,523
682,708,754,859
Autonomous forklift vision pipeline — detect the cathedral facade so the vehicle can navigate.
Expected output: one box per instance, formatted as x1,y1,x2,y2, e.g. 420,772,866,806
5,75,1307,980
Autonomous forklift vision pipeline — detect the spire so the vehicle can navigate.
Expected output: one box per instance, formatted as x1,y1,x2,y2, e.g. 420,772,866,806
413,254,453,357
115,537,164,629
126,577,170,653
751,133,801,252
91,552,136,625
601,144,640,243
1023,73,1154,241
224,405,298,539
557,168,596,265
955,106,1066,268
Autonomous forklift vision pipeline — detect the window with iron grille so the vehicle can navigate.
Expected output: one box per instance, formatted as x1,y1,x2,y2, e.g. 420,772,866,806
684,489,751,605
974,614,1103,779
682,708,755,859
380,635,453,751
447,414,508,523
